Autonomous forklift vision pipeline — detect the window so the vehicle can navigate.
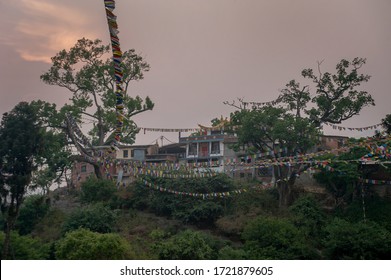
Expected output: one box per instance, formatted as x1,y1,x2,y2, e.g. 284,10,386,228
131,149,135,158
81,165,87,173
211,141,220,154
189,143,197,155
123,150,129,158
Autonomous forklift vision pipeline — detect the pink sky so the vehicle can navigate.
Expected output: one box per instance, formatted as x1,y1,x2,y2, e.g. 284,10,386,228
0,0,390,145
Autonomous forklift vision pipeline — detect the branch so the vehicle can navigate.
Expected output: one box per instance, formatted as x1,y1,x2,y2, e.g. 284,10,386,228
65,118,93,157
127,107,153,118
81,111,98,119
223,98,247,110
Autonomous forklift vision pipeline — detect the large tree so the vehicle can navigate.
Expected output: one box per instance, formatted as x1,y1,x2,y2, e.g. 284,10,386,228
224,58,374,207
41,38,154,146
40,38,154,179
227,106,319,207
0,101,69,259
0,103,43,258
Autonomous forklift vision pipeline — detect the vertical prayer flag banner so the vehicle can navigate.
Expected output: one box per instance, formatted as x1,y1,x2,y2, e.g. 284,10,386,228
104,0,124,151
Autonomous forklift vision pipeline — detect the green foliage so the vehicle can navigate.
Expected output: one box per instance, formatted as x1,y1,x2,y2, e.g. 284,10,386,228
0,102,49,258
132,175,233,227
55,228,135,260
16,195,50,235
229,188,279,214
322,218,391,259
0,231,50,260
314,146,370,203
338,196,391,232
279,79,311,118
41,37,154,145
230,106,320,155
302,57,374,125
289,195,326,240
153,229,214,260
79,177,117,204
32,208,67,242
0,102,44,203
242,216,318,259
218,246,248,260
314,161,360,201
381,114,391,135
62,203,118,234
29,100,71,191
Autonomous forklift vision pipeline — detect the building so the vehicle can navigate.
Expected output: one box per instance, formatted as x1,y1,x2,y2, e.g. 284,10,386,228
70,143,158,188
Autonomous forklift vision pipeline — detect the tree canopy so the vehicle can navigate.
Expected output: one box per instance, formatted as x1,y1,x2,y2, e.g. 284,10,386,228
41,38,154,146
0,102,44,258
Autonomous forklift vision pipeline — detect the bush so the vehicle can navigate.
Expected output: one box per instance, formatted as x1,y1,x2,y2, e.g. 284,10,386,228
133,175,234,227
0,231,50,259
322,218,391,259
340,196,391,232
289,195,326,240
242,216,319,259
79,177,117,204
62,203,118,234
55,228,135,259
218,246,247,260
153,230,214,260
16,195,50,235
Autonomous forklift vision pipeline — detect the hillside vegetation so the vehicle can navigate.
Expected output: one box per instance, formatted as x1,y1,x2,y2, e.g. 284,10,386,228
1,171,391,260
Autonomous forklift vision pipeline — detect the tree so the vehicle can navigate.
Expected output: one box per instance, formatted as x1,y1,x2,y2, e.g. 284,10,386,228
41,38,154,178
0,102,44,258
41,38,154,145
381,114,391,135
301,58,374,126
16,195,50,235
29,100,72,192
224,58,374,207
230,106,319,155
227,106,320,207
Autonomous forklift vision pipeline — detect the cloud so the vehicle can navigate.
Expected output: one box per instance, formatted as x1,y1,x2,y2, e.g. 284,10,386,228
3,0,100,63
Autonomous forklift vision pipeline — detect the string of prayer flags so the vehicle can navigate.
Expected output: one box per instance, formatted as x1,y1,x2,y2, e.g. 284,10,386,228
103,0,124,151
142,127,200,133
361,179,391,185
139,179,278,199
324,122,382,131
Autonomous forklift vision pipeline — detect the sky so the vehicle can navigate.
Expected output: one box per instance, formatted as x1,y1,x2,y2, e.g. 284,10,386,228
0,0,390,145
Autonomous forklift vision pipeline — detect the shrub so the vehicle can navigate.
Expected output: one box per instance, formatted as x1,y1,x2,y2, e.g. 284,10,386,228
62,203,118,234
218,246,247,260
322,218,391,259
153,230,214,260
289,195,326,240
16,195,50,235
79,177,117,204
133,175,234,227
0,231,50,259
55,228,135,259
242,216,318,259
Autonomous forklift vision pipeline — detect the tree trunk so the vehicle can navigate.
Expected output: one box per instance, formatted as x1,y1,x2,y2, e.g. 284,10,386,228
71,155,103,179
93,162,103,179
275,165,297,208
2,202,18,260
